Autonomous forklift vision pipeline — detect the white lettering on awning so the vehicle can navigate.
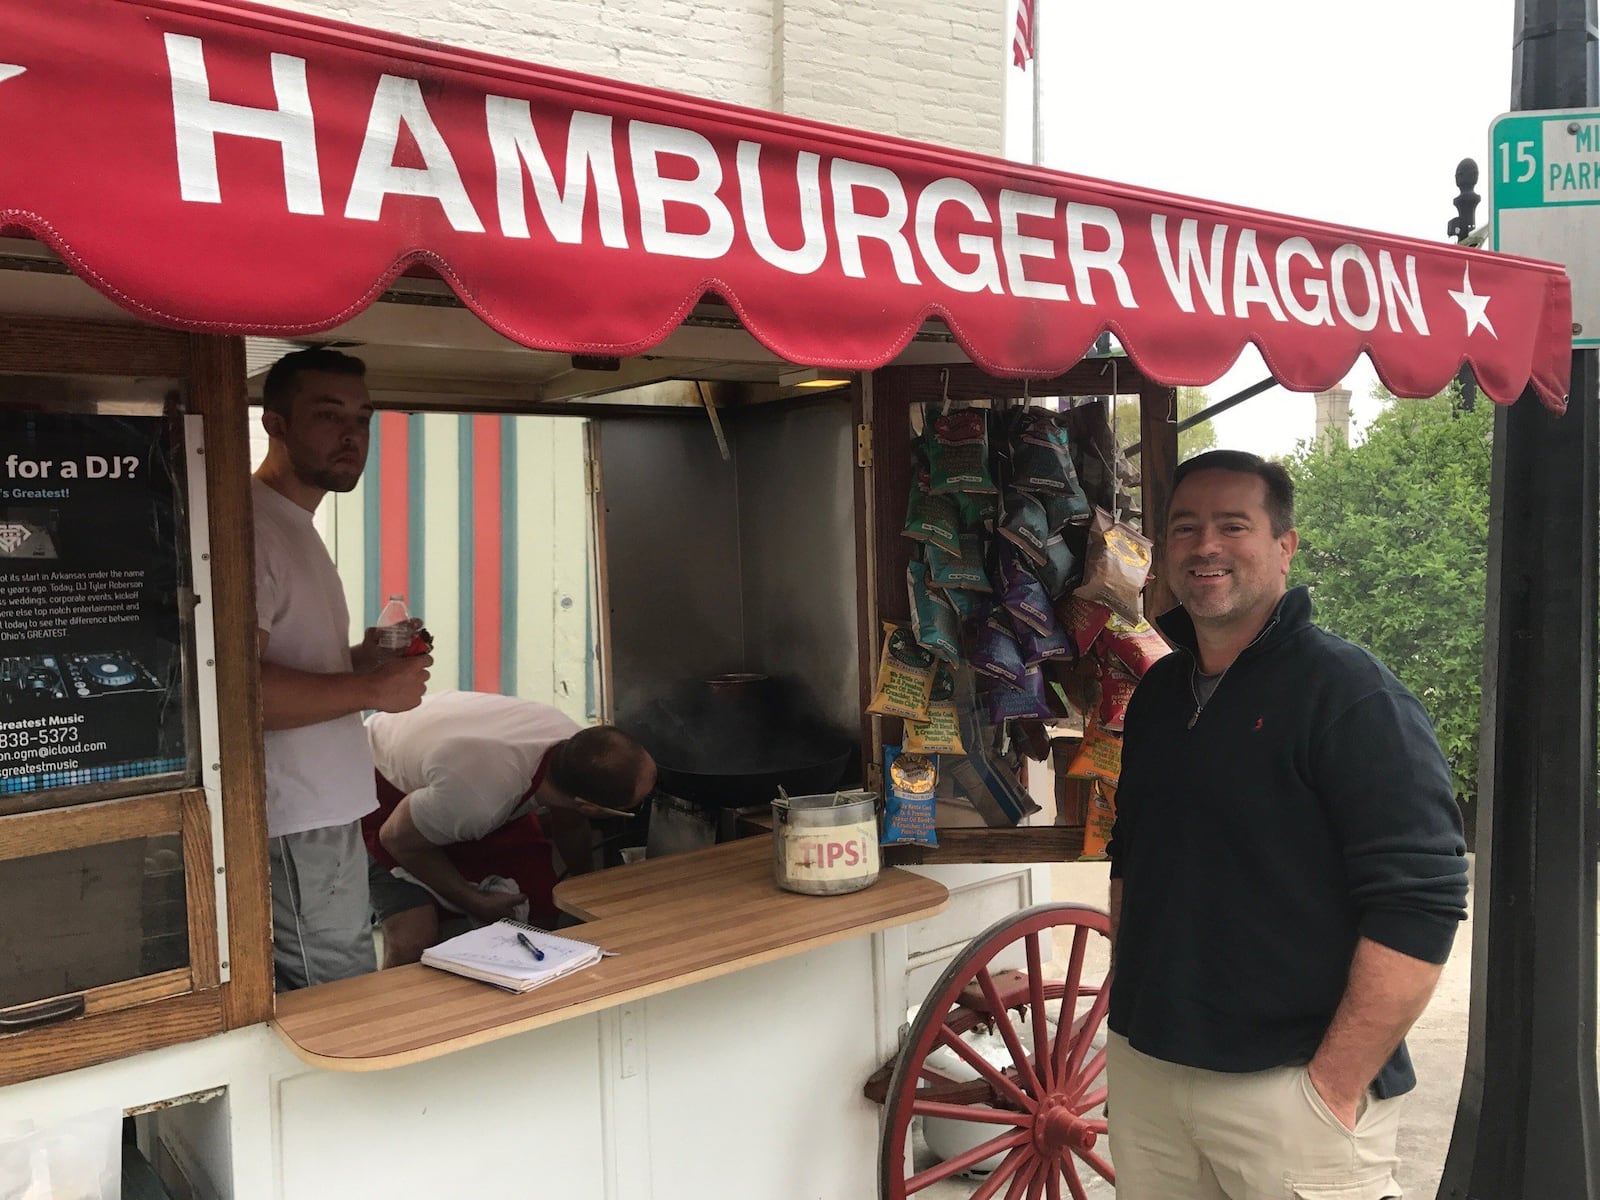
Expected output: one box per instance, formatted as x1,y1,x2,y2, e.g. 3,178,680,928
1276,238,1334,327
345,75,484,232
1151,216,1227,315
832,159,920,285
487,99,627,248
1330,244,1380,332
1231,229,1287,322
1067,203,1135,309
915,179,1002,294
736,142,827,275
165,34,323,215
1379,251,1429,335
1000,190,1066,301
630,122,734,260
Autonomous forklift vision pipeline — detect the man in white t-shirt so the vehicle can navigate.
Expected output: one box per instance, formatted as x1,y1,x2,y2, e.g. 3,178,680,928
363,691,656,967
254,348,432,991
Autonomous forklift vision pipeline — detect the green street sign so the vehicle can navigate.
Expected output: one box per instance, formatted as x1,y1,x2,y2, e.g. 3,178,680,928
1489,108,1599,347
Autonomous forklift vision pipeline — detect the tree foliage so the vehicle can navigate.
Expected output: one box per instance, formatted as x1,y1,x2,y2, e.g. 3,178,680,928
1284,387,1490,808
1115,386,1217,461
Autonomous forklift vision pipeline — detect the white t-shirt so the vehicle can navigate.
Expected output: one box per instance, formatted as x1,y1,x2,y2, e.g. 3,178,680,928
366,691,580,846
253,478,376,837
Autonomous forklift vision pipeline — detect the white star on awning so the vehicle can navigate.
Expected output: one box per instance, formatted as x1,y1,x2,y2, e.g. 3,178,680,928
1448,265,1498,339
0,65,25,85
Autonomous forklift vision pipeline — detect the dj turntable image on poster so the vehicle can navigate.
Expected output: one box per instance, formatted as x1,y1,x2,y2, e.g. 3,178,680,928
0,410,191,800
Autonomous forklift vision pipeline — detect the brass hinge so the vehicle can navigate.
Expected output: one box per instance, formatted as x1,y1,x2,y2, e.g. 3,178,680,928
856,424,874,468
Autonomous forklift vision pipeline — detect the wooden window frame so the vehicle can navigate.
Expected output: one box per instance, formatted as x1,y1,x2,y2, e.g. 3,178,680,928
0,316,271,1087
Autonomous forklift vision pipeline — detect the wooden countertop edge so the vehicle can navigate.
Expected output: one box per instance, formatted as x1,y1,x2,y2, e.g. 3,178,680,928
269,890,948,1072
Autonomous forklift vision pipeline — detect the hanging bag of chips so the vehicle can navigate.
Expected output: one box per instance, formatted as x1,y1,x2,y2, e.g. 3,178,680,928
1065,719,1124,782
998,491,1051,563
903,664,966,755
903,471,962,556
867,621,937,721
1059,595,1113,656
1102,614,1173,678
1080,781,1117,859
926,531,993,592
1074,507,1153,624
928,409,998,496
907,561,961,664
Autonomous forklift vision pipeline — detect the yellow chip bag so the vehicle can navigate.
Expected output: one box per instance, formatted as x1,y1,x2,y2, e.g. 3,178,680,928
1065,719,1123,783
866,621,936,722
903,665,965,755
1080,781,1117,860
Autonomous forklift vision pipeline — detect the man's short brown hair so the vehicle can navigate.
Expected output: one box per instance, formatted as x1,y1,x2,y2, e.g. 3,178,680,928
261,348,366,421
1170,449,1295,537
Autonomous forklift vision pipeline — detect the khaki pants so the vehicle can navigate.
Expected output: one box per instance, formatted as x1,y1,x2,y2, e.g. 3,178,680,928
1106,1032,1404,1200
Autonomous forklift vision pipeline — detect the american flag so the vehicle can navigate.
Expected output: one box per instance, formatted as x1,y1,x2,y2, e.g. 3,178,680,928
1012,0,1036,68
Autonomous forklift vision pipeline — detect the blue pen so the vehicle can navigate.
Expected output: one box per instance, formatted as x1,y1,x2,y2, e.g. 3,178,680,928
515,931,545,962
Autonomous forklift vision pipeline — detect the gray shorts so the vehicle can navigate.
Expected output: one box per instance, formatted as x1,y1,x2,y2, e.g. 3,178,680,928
367,854,436,923
269,821,377,992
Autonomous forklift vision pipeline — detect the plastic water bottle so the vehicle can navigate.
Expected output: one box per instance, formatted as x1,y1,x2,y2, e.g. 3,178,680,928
376,595,412,655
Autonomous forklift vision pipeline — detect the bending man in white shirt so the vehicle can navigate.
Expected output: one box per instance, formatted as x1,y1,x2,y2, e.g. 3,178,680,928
363,691,657,967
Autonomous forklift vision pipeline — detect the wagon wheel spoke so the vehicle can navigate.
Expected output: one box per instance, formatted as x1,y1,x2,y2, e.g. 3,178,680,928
1067,1047,1107,1101
1004,1158,1040,1200
934,1024,1037,1113
1080,1148,1115,1183
1061,1154,1089,1200
976,966,1046,1100
1049,926,1089,1080
1073,1087,1107,1116
1082,1119,1108,1136
1045,1168,1064,1200
1027,1166,1046,1200
966,1146,1032,1200
905,1131,1030,1194
1025,932,1054,1090
911,1100,1031,1127
1055,974,1110,1089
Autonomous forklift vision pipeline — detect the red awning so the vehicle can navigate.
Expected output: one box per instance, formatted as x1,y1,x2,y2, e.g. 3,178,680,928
0,0,1574,410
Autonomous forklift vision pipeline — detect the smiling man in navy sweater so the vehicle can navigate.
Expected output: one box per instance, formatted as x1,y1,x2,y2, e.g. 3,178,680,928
1106,449,1468,1200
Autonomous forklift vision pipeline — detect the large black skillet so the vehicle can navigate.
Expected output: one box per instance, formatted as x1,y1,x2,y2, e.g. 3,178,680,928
621,674,856,810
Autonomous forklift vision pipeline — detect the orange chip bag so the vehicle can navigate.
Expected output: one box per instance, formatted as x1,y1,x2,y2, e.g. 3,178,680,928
1080,781,1117,860
1103,614,1172,678
866,621,936,722
1065,719,1123,783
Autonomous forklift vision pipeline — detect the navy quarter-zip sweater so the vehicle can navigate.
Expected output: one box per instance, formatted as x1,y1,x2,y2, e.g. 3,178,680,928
1106,586,1468,1098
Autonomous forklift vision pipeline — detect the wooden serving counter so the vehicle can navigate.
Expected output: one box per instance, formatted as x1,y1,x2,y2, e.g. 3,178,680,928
272,835,948,1070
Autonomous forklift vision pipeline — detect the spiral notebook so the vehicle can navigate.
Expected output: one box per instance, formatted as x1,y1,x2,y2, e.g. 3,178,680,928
420,919,605,994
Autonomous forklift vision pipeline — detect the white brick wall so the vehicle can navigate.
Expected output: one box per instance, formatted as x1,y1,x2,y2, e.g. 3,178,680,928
269,0,1007,154
777,0,1008,154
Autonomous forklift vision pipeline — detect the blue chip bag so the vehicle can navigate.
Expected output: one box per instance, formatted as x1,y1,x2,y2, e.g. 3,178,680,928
881,744,939,848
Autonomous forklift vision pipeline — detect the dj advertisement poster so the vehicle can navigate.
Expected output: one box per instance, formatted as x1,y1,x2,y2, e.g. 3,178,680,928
0,411,190,800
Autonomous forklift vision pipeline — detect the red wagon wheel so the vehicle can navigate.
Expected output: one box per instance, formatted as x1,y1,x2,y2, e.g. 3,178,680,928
879,903,1114,1200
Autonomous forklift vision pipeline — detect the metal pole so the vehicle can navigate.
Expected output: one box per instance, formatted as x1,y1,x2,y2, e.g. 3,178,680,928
1439,2,1600,1196
1030,0,1042,166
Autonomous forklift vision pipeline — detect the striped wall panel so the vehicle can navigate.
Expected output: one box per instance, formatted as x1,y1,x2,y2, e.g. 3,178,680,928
326,412,592,718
